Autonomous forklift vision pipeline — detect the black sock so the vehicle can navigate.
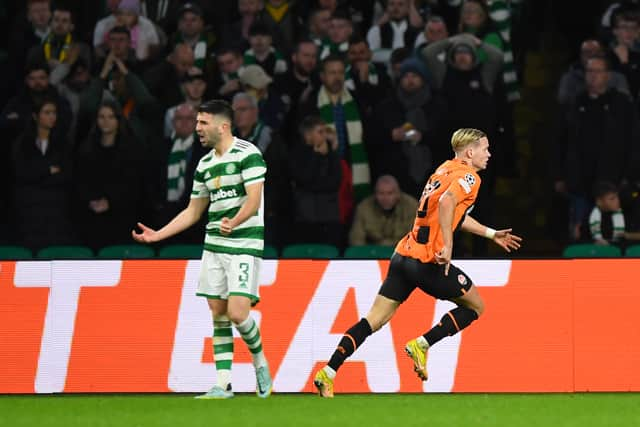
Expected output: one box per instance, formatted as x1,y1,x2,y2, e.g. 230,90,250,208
423,306,478,346
327,318,373,372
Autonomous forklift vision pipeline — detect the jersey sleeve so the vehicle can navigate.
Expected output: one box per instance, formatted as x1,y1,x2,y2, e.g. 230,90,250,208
241,150,267,186
447,171,480,204
191,164,210,199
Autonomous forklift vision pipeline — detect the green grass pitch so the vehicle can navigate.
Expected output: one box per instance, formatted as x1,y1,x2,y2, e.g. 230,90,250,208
2,393,639,427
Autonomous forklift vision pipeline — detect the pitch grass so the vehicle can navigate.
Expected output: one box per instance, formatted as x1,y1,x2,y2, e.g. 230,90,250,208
1,393,639,427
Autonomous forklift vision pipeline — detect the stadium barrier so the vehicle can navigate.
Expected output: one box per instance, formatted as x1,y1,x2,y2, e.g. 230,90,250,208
1,259,639,393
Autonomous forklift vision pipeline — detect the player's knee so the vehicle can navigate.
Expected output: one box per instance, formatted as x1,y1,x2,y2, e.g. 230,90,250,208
226,309,249,325
473,299,485,317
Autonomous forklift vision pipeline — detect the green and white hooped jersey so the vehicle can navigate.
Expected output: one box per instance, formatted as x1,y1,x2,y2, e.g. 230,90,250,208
191,137,267,257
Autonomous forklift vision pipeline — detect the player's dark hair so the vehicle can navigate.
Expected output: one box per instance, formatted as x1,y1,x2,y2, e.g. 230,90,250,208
198,99,234,122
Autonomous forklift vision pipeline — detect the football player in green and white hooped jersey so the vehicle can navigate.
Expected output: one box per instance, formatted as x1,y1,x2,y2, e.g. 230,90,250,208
132,99,272,399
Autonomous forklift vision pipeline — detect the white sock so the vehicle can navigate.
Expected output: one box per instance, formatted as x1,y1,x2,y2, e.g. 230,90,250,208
323,365,336,379
416,336,429,350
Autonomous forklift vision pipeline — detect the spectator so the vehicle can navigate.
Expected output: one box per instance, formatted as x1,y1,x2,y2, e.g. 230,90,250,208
164,66,208,137
144,43,195,111
167,2,217,77
262,0,301,53
81,47,162,151
54,57,95,147
298,54,372,214
554,56,640,241
319,8,353,60
238,64,287,129
421,34,503,165
223,0,273,51
349,175,418,246
8,0,51,96
414,15,449,53
366,0,423,65
213,46,245,100
289,115,343,247
273,38,319,143
243,21,288,78
307,7,331,46
11,98,76,250
558,39,631,106
93,0,160,64
1,61,72,145
588,181,626,246
371,57,444,197
608,11,640,99
152,102,206,244
73,100,147,250
232,92,290,247
96,25,140,74
389,46,412,82
458,0,519,102
345,34,391,118
26,4,92,85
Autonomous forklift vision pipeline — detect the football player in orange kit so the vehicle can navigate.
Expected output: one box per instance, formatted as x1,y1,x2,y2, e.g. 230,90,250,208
314,128,523,397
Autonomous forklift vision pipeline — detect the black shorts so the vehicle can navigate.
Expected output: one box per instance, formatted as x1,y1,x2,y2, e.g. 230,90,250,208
378,253,474,302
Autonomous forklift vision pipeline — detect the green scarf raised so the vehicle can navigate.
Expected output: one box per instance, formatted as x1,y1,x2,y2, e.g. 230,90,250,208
317,87,371,201
167,132,195,202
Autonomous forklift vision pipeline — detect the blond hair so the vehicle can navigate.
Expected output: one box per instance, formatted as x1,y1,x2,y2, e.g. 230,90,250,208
451,128,486,152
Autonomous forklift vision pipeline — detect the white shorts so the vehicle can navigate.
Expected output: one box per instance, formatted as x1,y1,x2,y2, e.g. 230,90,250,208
196,251,262,304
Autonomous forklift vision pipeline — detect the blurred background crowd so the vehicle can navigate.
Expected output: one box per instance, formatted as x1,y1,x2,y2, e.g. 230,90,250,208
1,0,640,258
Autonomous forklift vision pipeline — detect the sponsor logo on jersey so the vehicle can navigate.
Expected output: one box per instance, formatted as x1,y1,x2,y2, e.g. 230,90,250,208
211,188,239,202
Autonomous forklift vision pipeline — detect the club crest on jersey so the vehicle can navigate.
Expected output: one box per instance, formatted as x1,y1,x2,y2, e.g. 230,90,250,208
225,163,236,174
458,274,467,285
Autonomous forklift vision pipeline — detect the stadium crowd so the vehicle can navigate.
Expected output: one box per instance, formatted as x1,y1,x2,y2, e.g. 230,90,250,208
1,0,640,256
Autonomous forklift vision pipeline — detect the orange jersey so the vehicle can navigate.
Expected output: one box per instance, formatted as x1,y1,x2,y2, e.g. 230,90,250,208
395,158,481,263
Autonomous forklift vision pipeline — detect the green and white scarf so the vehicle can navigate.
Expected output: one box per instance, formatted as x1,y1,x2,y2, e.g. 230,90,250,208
319,38,349,60
177,33,209,70
317,87,371,201
488,0,520,101
167,132,195,202
345,62,379,91
243,47,287,75
590,208,625,242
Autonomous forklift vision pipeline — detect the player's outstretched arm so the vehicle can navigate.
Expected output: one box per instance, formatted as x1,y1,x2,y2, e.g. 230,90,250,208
132,197,209,243
461,215,523,253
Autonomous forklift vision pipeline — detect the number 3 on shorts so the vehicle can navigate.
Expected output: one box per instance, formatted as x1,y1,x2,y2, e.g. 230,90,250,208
238,262,250,288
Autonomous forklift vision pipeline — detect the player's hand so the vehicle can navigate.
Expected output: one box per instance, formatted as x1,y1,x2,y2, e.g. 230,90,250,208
220,217,234,235
492,229,522,252
435,245,452,276
132,222,158,243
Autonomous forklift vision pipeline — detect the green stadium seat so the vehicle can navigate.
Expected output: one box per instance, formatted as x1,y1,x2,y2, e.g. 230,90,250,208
562,243,622,258
624,244,640,257
36,245,94,259
343,245,395,259
263,244,278,259
97,244,155,259
0,245,33,260
281,244,340,259
157,244,203,259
